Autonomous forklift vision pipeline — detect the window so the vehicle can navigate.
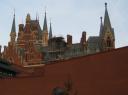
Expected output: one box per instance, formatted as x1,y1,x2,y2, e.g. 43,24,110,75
106,37,111,47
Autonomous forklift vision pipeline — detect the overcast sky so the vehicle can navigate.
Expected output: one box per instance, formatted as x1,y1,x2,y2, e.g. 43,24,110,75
0,0,128,49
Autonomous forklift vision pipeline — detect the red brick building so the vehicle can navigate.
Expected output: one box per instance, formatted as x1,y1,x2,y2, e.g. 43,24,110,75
2,13,43,66
1,3,115,66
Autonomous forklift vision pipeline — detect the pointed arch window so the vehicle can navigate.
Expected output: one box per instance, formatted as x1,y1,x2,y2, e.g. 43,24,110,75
106,36,111,47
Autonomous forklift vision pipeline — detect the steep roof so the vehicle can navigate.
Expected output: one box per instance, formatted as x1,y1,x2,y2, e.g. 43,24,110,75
99,17,104,37
100,3,115,39
43,12,48,32
11,14,16,33
87,36,100,49
104,3,111,29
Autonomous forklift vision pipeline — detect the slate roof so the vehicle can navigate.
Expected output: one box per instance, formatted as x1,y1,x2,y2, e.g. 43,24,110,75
87,36,100,49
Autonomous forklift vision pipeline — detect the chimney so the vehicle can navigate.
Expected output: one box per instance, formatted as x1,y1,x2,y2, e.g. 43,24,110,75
19,24,24,32
4,46,7,52
80,31,86,46
67,35,72,47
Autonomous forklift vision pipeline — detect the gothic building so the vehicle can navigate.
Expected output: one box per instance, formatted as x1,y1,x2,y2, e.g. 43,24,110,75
0,3,115,65
87,3,115,54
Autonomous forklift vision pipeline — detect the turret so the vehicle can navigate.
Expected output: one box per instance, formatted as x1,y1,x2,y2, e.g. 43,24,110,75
17,24,24,42
67,35,72,47
26,13,31,23
42,11,48,46
25,14,31,33
49,21,53,39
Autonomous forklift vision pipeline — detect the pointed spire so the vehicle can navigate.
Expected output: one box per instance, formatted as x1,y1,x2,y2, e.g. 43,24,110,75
10,10,16,43
49,21,52,39
104,2,111,28
99,16,103,36
43,11,48,32
100,16,103,24
11,11,16,33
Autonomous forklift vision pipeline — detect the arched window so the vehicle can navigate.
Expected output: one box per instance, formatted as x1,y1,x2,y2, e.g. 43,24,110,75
106,37,111,47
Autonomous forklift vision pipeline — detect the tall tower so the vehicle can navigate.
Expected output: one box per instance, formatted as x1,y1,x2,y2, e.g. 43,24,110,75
10,13,16,45
100,3,115,51
42,11,48,46
49,21,53,39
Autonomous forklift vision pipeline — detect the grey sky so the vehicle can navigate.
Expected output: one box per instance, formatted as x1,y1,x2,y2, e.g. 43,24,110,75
0,0,128,49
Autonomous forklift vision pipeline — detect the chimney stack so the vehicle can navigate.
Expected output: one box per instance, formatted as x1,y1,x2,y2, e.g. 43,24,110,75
19,24,24,32
4,46,7,52
80,31,86,46
67,35,72,47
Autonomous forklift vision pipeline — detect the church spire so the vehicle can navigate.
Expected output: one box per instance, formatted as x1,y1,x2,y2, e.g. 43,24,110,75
99,16,103,36
49,21,53,39
10,11,16,43
104,2,111,29
43,11,48,32
100,3,115,51
11,12,16,33
42,10,48,46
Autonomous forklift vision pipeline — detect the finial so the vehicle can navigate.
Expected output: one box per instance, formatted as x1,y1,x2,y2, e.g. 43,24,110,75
105,2,107,9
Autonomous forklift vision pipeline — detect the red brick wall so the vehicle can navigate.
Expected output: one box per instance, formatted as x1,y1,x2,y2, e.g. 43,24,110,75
1,47,128,95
